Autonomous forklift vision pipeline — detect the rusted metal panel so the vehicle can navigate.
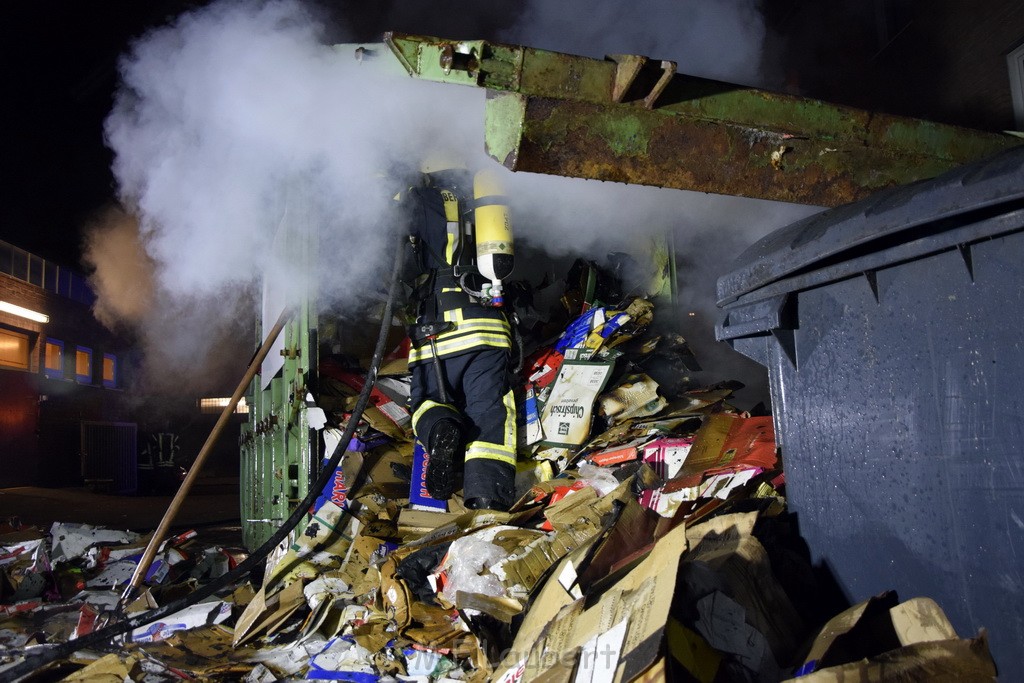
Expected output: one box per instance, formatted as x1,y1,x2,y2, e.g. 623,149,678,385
486,93,1013,206
385,33,1023,207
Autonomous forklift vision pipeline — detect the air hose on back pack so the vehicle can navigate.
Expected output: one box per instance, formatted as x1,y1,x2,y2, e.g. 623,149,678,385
3,235,406,681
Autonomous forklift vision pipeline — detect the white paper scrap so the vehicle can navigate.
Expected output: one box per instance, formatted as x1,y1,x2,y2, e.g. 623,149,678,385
574,618,628,683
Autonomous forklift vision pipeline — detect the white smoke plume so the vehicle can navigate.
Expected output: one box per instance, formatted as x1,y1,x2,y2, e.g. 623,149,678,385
501,175,818,408
95,0,817,401
98,0,492,393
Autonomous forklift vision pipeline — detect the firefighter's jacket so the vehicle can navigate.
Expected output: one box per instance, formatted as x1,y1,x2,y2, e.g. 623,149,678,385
403,178,511,365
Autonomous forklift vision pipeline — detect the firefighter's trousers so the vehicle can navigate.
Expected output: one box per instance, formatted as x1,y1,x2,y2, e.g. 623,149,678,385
410,347,517,506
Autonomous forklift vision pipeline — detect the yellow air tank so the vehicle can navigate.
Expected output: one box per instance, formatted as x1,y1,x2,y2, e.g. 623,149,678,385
472,169,514,305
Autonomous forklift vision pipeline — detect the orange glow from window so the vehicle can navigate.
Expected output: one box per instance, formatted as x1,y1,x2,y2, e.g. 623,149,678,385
76,348,91,378
0,329,29,369
45,341,62,371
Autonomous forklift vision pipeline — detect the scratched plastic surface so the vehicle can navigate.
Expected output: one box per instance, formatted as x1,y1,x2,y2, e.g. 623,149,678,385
717,146,1024,678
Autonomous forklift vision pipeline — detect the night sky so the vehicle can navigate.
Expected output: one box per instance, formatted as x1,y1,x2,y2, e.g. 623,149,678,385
1,3,195,267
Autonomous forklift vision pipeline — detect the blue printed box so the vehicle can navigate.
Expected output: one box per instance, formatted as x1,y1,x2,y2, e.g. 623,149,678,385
409,440,448,511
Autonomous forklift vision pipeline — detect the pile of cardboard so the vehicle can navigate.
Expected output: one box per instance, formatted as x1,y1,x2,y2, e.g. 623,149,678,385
0,260,999,681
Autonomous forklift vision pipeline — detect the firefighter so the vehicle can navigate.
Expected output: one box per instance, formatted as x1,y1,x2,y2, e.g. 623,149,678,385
400,159,517,511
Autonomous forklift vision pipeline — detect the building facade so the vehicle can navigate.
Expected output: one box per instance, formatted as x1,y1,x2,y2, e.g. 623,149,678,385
0,239,132,488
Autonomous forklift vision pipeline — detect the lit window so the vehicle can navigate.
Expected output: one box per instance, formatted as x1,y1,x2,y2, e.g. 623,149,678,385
103,353,117,388
198,397,249,414
76,346,92,383
44,338,64,379
0,329,30,370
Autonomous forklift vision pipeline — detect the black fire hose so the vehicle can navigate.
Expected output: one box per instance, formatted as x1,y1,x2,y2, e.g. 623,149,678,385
4,235,406,681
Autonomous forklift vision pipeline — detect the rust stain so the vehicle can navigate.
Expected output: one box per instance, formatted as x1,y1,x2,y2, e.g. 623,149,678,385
508,98,939,206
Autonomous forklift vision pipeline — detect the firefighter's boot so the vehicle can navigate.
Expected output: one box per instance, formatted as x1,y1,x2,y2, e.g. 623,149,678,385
426,419,462,500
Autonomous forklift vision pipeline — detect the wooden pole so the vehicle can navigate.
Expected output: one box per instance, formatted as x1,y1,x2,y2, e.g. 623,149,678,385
120,306,291,607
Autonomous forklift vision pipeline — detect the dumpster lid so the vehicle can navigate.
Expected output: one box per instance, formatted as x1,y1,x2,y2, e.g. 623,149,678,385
717,145,1024,305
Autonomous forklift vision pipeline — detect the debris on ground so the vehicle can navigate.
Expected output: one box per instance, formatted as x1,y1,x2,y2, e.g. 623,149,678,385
0,258,998,681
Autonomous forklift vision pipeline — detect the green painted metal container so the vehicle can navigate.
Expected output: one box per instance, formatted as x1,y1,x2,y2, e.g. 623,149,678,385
239,186,320,551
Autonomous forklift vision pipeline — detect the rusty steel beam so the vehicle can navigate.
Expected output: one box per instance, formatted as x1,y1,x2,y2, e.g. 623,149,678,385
485,92,1020,206
385,33,1022,207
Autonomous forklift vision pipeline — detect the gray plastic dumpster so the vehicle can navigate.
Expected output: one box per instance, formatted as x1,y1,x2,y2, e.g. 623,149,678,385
716,145,1024,677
